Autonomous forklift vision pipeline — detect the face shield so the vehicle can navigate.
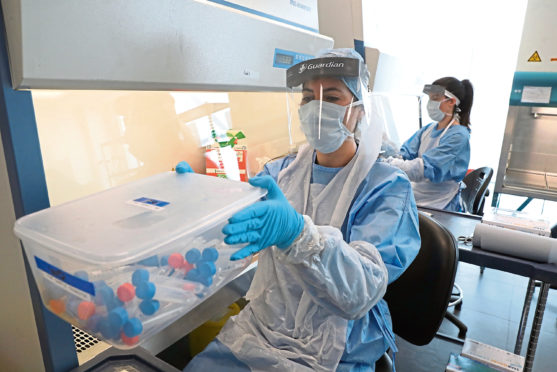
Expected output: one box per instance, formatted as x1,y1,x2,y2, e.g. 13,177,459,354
286,55,372,154
423,84,460,105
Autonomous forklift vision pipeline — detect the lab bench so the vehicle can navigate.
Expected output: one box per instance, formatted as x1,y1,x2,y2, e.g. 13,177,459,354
419,206,557,372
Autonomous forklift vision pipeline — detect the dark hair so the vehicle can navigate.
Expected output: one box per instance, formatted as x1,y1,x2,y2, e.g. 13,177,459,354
433,77,474,127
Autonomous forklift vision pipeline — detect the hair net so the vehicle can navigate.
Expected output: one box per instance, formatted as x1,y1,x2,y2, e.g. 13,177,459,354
314,48,370,101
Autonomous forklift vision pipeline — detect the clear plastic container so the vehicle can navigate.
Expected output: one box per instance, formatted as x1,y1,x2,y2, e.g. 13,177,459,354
13,172,265,349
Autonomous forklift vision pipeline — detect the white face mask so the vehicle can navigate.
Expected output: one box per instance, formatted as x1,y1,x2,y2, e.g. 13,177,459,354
298,100,359,154
427,99,448,122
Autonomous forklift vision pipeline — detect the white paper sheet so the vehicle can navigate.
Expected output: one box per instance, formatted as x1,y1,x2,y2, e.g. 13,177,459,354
521,86,552,104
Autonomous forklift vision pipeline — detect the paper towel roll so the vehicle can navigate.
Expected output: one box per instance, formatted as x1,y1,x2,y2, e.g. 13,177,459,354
472,223,557,264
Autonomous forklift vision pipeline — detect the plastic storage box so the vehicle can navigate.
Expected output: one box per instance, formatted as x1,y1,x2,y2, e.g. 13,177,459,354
14,172,265,349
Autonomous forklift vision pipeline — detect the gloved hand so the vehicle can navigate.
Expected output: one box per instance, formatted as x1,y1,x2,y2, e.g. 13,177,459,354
385,156,401,163
175,161,194,174
380,140,402,159
386,156,425,182
223,176,304,261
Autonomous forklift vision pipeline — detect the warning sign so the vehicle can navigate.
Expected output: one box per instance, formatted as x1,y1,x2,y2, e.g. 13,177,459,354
528,51,541,62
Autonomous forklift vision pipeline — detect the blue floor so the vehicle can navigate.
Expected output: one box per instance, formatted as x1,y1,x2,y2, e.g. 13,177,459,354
395,262,557,372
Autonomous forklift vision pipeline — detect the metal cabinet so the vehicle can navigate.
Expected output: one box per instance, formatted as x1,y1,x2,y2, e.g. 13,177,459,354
494,106,557,202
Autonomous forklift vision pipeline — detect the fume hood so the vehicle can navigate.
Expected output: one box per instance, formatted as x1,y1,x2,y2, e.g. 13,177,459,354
493,0,557,204
1,0,333,91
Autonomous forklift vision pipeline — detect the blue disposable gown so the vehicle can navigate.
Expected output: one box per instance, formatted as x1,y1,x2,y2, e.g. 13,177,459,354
185,156,420,372
400,122,471,211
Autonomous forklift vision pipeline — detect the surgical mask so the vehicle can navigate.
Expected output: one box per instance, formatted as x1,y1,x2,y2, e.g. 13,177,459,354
298,100,358,154
427,99,448,122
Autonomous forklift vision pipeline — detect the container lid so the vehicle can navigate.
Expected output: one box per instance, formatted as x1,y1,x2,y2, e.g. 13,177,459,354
14,172,266,265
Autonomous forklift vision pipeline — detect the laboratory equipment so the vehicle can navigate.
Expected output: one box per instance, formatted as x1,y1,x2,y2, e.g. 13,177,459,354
494,105,557,202
1,0,332,90
13,172,266,348
472,223,557,264
493,0,557,205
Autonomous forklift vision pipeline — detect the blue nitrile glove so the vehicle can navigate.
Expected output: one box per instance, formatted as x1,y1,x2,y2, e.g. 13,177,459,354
175,161,193,174
223,176,304,261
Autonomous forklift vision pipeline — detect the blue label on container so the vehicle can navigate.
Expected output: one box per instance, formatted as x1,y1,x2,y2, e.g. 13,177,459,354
35,256,95,296
128,197,170,211
273,48,313,69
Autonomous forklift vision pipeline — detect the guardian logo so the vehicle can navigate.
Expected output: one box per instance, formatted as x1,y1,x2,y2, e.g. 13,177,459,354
307,61,344,70
298,64,307,74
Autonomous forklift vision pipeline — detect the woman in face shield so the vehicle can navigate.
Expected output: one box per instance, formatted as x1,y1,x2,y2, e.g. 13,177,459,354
387,77,474,212
181,48,420,372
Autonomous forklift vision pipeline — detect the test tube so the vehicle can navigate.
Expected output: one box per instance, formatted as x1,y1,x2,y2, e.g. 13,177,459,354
139,299,160,316
218,246,252,267
152,253,191,278
135,279,202,305
95,306,129,341
86,313,103,333
88,267,167,308
75,264,173,289
43,278,97,321
185,249,201,264
66,298,97,322
119,304,189,346
185,268,213,287
93,281,124,310
137,255,161,267
96,300,177,342
132,268,150,286
197,261,216,277
201,247,219,262
78,266,137,284
116,283,135,303
150,274,205,291
42,278,68,307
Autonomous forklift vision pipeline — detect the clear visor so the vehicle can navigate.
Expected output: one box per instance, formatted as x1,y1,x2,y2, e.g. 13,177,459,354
285,57,372,151
423,84,460,105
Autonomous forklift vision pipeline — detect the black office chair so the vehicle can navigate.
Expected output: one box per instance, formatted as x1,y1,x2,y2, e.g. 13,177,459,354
461,167,494,281
375,212,459,371
461,167,494,216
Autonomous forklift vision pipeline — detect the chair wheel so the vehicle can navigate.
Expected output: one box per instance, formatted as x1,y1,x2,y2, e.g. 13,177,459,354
455,302,463,311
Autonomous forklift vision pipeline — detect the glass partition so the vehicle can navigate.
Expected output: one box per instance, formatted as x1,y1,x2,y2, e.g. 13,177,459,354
32,90,305,206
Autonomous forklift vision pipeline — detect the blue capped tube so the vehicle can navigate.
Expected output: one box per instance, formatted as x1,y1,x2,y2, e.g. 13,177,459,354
140,280,203,304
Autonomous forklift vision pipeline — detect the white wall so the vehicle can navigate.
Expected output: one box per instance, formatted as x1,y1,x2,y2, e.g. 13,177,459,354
0,133,45,371
318,0,357,48
362,0,528,176
515,0,557,73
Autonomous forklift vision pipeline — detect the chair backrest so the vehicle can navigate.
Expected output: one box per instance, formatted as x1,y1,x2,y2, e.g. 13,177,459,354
383,212,458,346
461,167,494,215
